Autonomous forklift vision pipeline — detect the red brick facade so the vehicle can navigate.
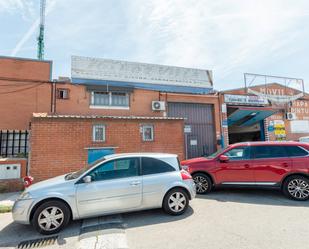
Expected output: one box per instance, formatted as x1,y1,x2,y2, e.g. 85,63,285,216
0,57,52,130
30,116,185,182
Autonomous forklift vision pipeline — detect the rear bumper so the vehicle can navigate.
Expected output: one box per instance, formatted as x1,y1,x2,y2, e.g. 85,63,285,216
185,179,196,199
12,199,33,225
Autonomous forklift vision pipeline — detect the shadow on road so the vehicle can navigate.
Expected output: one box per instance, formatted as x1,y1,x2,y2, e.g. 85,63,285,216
196,187,309,207
122,206,194,229
0,218,81,248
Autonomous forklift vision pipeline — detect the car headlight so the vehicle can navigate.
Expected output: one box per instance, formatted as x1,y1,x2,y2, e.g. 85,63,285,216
18,191,32,200
182,165,190,171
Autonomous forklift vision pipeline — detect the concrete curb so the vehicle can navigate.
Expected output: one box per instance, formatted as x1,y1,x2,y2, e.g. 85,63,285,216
79,215,129,249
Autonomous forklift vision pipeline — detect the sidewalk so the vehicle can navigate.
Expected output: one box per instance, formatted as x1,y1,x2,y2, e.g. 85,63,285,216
0,192,20,212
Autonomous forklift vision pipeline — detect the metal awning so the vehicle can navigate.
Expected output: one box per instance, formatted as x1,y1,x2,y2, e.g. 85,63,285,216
227,107,278,126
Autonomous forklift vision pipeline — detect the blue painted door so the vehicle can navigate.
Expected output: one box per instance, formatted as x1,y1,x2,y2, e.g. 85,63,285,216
87,148,114,164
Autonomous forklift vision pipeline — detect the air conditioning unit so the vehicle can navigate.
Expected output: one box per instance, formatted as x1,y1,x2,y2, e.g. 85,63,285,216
286,112,297,120
152,101,166,111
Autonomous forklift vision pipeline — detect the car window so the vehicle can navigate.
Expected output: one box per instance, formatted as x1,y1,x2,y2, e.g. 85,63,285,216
142,157,175,175
252,146,287,159
88,157,139,181
224,147,250,160
286,146,308,157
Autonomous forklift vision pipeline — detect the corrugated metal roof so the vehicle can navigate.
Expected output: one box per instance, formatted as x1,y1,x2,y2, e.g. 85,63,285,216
32,113,185,120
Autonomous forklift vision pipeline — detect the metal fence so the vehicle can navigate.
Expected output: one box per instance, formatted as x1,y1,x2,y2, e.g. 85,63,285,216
0,130,29,158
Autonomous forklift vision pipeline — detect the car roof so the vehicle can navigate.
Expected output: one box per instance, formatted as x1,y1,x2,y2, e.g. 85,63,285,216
103,153,178,160
230,141,307,147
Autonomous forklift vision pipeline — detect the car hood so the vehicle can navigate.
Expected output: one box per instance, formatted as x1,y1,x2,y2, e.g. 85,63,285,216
181,157,213,165
26,174,70,192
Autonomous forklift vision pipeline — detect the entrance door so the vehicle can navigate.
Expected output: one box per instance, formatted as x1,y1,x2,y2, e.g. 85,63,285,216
168,102,216,158
216,146,254,184
76,157,142,218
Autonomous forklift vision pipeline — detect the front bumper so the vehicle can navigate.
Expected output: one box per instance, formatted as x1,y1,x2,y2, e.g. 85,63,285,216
12,199,34,224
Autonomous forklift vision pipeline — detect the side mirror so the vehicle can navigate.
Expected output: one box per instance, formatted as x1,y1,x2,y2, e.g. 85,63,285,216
83,175,92,183
219,155,229,162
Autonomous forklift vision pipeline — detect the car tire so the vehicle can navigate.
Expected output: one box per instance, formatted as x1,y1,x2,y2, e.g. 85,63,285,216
32,200,71,235
282,175,309,201
192,173,212,194
163,188,189,215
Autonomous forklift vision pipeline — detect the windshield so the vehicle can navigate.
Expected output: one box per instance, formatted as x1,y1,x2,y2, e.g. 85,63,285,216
65,159,106,180
205,147,227,159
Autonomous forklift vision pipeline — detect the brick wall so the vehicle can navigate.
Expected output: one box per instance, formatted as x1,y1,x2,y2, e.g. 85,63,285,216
30,117,185,182
0,57,52,130
0,158,27,192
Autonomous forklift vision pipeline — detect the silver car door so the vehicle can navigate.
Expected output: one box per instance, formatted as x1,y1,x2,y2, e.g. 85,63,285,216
75,157,142,218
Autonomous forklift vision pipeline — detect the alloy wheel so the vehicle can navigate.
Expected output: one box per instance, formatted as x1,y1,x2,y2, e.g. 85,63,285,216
287,179,309,199
168,192,187,212
194,176,209,193
38,206,64,231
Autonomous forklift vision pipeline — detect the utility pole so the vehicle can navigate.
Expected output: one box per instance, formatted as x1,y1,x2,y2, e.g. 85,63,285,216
37,0,46,60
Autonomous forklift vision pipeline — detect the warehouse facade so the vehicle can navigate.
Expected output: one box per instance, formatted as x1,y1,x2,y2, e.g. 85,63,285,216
0,56,221,187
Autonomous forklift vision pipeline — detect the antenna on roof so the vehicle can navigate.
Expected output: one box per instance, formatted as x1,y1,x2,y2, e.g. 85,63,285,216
37,0,46,60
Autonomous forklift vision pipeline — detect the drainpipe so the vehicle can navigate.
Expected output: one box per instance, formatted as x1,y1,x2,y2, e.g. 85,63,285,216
51,80,56,113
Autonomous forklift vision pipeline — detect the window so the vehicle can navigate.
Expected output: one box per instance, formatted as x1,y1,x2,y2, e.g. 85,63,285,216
141,157,175,175
57,89,69,99
286,146,308,157
91,91,129,108
142,125,154,141
252,146,287,159
88,158,139,181
92,125,105,142
224,147,250,160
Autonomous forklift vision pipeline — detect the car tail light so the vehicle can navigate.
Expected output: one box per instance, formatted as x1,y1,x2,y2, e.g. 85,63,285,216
181,170,192,180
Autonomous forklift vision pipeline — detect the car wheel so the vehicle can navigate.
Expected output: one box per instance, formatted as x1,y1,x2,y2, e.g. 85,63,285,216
163,188,189,215
283,175,309,201
32,200,71,235
192,173,212,194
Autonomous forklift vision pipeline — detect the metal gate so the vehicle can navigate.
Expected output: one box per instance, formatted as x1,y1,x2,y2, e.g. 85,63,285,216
168,102,216,159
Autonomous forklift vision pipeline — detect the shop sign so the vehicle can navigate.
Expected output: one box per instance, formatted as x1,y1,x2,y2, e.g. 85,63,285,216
268,120,274,132
224,94,268,105
273,120,286,141
222,119,228,128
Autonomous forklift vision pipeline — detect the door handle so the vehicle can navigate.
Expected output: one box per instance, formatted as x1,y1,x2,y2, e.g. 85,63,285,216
244,164,250,168
130,181,141,186
282,163,289,167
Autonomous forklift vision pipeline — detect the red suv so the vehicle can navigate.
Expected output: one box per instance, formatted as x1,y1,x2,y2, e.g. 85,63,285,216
181,141,309,200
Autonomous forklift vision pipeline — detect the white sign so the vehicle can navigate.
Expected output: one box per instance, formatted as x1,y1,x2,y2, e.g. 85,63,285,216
190,140,198,146
71,56,212,88
221,103,227,113
224,94,268,105
290,120,309,133
184,125,192,133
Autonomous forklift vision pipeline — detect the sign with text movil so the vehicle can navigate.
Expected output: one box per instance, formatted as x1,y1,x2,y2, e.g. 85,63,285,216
224,94,268,106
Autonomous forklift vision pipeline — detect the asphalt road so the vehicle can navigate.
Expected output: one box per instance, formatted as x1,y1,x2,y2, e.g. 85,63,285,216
124,188,309,249
1,188,309,249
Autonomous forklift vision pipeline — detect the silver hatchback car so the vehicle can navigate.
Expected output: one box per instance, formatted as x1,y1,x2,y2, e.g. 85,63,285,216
13,153,196,234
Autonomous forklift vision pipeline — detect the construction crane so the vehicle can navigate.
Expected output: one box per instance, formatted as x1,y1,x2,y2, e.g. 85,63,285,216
37,0,46,60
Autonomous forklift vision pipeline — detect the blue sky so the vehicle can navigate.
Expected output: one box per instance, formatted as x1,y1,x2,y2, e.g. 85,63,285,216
0,0,308,91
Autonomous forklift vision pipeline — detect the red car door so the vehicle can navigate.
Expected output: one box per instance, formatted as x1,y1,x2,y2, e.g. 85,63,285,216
250,145,292,184
215,146,255,184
